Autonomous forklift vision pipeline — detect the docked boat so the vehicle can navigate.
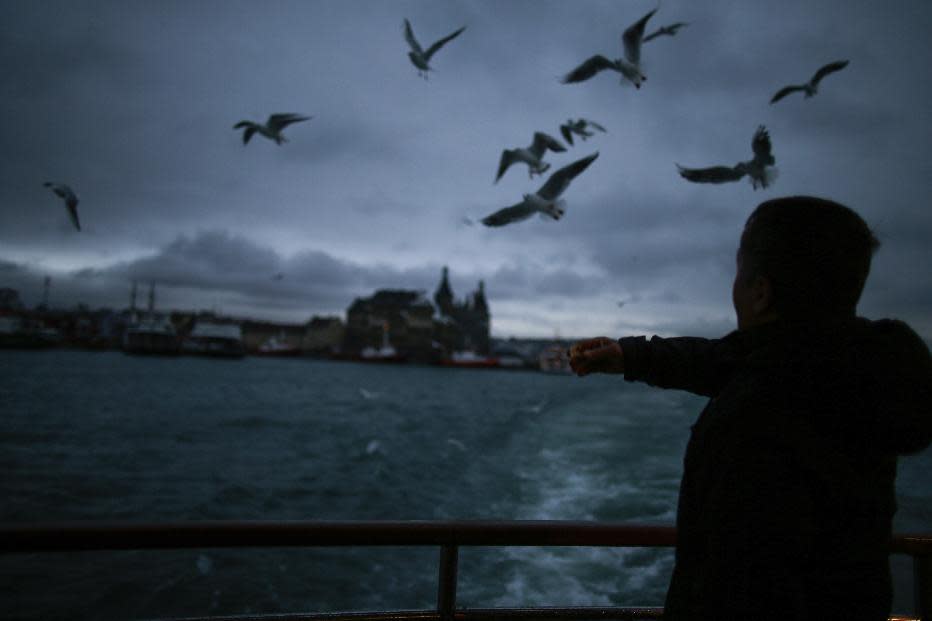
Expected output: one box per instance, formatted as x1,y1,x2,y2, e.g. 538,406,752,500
438,350,499,368
255,333,302,357
122,316,181,355
0,316,61,349
181,321,245,358
358,323,406,363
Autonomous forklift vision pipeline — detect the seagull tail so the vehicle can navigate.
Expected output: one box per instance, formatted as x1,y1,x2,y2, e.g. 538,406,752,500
763,166,779,187
540,199,568,221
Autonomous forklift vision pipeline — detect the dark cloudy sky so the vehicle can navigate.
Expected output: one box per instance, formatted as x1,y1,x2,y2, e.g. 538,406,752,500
2,0,930,339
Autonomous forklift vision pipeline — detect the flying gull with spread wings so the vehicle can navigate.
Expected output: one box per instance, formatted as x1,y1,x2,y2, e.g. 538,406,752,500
562,9,655,88
495,132,567,182
559,119,607,146
482,153,599,227
770,60,849,104
403,18,466,79
677,126,777,190
233,113,311,145
43,182,81,231
642,22,689,43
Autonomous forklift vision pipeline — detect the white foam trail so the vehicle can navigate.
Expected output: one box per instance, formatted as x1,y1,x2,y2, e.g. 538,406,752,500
359,388,380,400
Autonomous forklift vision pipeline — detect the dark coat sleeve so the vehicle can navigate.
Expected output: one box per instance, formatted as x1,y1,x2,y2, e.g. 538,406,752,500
864,319,932,455
619,333,745,397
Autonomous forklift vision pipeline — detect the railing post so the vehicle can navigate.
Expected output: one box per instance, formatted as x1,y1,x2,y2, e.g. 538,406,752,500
438,544,458,621
917,555,931,621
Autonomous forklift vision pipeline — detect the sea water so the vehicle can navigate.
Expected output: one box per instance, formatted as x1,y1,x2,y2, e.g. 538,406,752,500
1,350,929,620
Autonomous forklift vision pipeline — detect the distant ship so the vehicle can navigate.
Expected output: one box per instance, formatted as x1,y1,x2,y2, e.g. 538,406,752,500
358,322,406,363
438,350,499,368
181,321,244,358
0,316,61,349
122,316,181,355
122,282,181,355
437,348,527,370
255,332,301,357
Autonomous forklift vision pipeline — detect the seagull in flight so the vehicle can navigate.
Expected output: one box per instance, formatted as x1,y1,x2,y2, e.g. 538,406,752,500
770,60,849,104
559,119,607,146
677,126,777,190
495,132,567,182
403,18,466,79
562,9,655,88
642,22,689,43
482,153,599,227
233,113,311,145
43,182,80,231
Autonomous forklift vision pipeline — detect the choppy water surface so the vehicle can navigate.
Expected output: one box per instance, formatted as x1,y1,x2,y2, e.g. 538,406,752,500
1,351,928,620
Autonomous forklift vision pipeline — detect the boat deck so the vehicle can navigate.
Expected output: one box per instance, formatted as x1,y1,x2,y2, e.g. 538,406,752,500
2,520,930,620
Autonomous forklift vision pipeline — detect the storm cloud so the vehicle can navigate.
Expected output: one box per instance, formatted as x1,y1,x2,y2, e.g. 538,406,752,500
2,1,930,339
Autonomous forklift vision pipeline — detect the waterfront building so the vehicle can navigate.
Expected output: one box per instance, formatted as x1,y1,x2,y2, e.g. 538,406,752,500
344,290,435,362
432,266,491,356
240,320,305,354
302,316,344,356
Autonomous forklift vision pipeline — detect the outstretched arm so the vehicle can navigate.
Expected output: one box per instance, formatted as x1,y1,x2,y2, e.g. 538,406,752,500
570,333,742,397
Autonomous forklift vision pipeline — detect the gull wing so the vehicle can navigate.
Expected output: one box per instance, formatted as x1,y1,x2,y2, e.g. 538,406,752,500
530,131,566,156
65,200,81,231
643,22,689,42
481,200,536,227
60,185,78,205
811,59,849,85
424,25,466,60
495,150,517,183
584,119,607,132
622,9,656,65
676,164,745,184
560,123,574,146
537,152,599,201
751,125,774,165
562,55,616,83
267,113,311,132
44,183,80,230
770,84,804,104
234,122,258,144
403,19,423,55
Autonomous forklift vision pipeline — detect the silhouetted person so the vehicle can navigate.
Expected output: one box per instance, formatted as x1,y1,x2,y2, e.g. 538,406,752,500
570,196,932,620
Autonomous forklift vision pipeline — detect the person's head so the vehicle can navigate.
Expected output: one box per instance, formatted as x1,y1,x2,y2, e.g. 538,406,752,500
732,196,880,330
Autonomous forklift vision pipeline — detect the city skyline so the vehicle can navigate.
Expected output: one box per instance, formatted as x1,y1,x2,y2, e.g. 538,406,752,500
2,1,930,340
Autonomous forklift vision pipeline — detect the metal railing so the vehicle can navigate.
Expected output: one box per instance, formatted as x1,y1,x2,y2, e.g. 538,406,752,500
1,520,929,621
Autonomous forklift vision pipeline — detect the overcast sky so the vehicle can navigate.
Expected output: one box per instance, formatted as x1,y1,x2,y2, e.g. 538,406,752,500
2,0,930,340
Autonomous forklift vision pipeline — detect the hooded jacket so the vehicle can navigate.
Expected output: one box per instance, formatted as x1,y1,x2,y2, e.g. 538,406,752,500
619,317,932,621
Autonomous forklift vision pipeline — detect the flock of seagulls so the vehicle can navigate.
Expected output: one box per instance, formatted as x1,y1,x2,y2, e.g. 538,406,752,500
41,10,850,233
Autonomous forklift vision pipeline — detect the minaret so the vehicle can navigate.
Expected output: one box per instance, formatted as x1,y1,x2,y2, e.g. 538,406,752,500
433,266,454,315
147,282,155,314
473,280,489,316
41,276,51,308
